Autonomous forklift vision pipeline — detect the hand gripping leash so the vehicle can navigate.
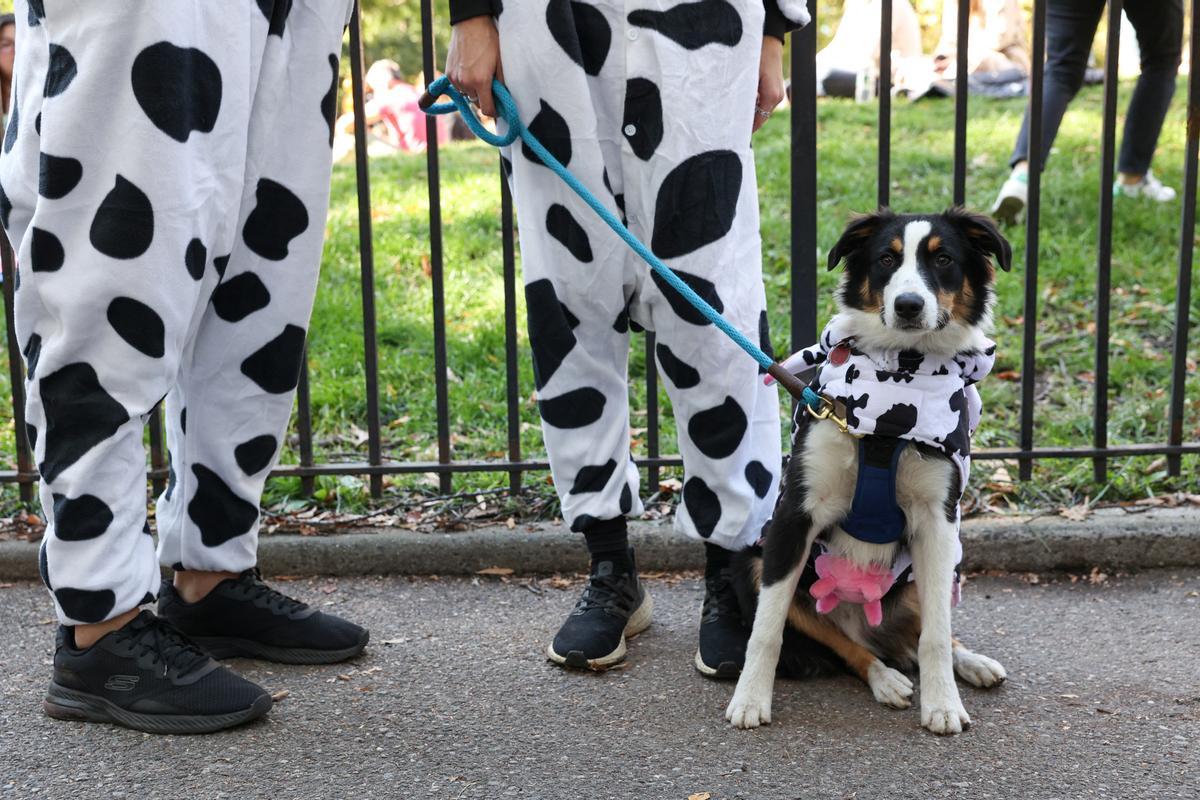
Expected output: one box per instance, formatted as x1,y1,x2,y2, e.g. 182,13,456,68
419,75,810,403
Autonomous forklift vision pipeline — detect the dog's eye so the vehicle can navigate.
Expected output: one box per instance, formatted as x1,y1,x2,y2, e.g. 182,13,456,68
934,252,953,268
879,253,896,268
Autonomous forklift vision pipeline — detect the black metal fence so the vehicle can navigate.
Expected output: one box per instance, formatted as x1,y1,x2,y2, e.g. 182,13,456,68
1,0,1198,504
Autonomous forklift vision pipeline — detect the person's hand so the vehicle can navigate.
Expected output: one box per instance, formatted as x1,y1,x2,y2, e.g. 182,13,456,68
447,16,504,118
753,36,785,134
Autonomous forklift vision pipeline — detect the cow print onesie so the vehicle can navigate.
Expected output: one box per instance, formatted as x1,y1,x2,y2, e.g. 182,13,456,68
0,0,354,626
494,0,805,550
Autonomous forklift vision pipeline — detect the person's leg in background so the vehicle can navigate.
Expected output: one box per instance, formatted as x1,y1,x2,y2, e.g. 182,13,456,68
496,0,652,671
154,0,368,666
992,0,1104,222
1113,0,1183,201
0,0,275,733
623,0,781,678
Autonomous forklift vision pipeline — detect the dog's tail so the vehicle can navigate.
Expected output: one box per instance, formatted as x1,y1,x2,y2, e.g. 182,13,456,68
732,545,844,680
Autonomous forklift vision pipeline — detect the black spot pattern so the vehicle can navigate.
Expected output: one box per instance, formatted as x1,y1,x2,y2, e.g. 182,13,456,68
546,0,611,76
212,273,271,322
240,324,306,394
623,78,663,161
757,310,773,375
875,369,914,384
165,459,177,502
931,363,950,376
3,87,16,154
322,54,338,147
30,227,64,272
107,297,166,358
656,342,700,389
23,333,42,379
687,396,747,459
744,460,773,499
652,150,741,259
26,423,37,452
897,350,925,372
213,254,230,279
55,587,116,624
525,279,578,390
613,307,629,334
874,403,919,438
27,0,45,27
38,542,50,589
38,363,129,484
570,459,618,494
0,184,11,228
683,476,721,538
844,363,861,384
256,0,292,36
242,178,309,261
620,483,633,514
234,434,278,475
945,389,970,457
44,43,78,98
521,100,572,168
189,465,259,548
180,408,187,434
52,493,113,541
185,238,207,281
39,153,83,199
628,0,743,49
90,176,154,260
843,393,869,428
650,269,724,326
35,112,41,135
539,387,606,429
546,204,593,263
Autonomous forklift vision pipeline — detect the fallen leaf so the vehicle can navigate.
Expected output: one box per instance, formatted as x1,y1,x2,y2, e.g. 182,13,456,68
271,690,290,702
320,583,338,594
1089,567,1108,585
506,517,516,530
995,370,1021,381
688,794,712,800
1059,504,1090,522
476,567,515,576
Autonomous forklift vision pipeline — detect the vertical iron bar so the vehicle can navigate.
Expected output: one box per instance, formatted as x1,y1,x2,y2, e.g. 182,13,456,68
148,406,165,497
295,350,316,497
1019,0,1047,481
500,161,522,497
0,230,32,503
421,0,453,495
1168,0,1200,476
645,332,660,495
349,3,384,498
792,0,819,353
1092,0,1121,483
952,0,970,205
878,0,892,207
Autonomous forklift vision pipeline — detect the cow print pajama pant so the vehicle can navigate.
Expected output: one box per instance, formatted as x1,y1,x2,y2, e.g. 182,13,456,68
498,0,782,550
0,0,353,626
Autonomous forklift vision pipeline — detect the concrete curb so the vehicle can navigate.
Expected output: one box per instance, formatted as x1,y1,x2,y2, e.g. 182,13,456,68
1,507,1198,581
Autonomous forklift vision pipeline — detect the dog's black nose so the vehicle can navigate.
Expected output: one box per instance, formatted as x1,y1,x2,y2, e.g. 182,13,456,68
894,293,925,320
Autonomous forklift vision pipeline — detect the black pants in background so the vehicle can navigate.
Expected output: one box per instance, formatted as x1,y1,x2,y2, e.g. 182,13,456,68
1011,0,1183,175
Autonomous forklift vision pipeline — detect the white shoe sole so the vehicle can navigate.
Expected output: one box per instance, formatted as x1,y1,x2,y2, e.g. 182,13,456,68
992,193,1025,224
546,592,653,671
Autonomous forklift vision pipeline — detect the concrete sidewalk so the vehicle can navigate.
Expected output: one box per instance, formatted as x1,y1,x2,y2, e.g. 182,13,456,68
2,507,1199,581
2,571,1198,799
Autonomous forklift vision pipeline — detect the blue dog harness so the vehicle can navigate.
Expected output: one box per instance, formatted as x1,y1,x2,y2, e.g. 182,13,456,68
842,436,909,544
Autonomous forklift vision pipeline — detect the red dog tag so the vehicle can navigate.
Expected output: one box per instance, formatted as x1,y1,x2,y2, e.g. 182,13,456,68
830,343,851,366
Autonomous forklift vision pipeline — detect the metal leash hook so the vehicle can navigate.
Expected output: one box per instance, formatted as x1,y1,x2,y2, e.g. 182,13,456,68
419,75,814,406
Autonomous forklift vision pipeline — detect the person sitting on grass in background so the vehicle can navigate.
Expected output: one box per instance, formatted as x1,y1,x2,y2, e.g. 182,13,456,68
992,0,1183,223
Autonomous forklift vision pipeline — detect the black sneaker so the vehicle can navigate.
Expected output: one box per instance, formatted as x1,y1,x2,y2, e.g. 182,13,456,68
694,565,749,679
547,550,652,671
44,611,271,735
158,570,369,665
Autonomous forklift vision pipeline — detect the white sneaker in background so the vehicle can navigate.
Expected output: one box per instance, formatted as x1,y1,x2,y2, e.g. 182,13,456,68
1113,171,1177,202
991,171,1028,224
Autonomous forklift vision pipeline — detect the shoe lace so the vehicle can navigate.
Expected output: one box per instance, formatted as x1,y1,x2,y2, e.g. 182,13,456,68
239,568,309,614
701,571,741,624
119,615,211,678
573,573,635,616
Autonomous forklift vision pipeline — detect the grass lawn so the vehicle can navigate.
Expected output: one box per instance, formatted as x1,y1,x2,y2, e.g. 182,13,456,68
1,78,1196,517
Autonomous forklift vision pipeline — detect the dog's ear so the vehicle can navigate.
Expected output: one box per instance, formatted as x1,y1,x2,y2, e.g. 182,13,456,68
827,209,894,271
946,206,1012,271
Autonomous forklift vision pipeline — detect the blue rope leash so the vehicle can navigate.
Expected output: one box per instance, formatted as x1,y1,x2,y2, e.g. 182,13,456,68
422,75,776,372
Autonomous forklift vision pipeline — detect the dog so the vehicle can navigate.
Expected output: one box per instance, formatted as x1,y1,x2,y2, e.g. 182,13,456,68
726,207,1011,736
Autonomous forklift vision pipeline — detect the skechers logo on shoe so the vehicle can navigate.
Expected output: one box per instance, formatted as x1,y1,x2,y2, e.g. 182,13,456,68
104,675,140,691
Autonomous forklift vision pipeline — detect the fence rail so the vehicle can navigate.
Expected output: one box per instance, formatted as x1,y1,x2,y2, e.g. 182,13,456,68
0,0,1197,502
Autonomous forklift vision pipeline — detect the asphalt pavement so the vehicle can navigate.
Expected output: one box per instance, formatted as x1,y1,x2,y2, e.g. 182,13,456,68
2,571,1198,799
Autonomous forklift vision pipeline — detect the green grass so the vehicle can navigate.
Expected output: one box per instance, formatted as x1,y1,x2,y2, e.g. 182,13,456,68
1,78,1197,516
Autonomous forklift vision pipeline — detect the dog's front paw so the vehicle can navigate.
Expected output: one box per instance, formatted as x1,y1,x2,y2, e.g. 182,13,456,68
726,687,772,729
921,694,971,735
953,649,1007,689
867,660,913,709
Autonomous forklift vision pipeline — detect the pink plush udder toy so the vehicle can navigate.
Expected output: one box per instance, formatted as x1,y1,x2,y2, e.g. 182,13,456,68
809,552,896,627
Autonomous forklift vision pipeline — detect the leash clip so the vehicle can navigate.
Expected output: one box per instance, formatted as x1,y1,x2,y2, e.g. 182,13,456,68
802,388,855,436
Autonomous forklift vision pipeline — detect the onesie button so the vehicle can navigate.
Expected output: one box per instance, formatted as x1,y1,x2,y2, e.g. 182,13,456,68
626,28,639,41
623,124,637,137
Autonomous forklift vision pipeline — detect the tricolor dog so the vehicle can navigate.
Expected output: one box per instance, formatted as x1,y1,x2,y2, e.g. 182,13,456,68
726,208,1011,735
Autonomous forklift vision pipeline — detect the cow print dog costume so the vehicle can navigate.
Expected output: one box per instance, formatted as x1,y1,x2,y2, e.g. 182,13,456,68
0,0,354,626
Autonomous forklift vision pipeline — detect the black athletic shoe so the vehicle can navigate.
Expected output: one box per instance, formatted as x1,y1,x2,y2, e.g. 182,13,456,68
44,611,271,735
694,565,749,679
547,550,652,671
158,570,369,665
